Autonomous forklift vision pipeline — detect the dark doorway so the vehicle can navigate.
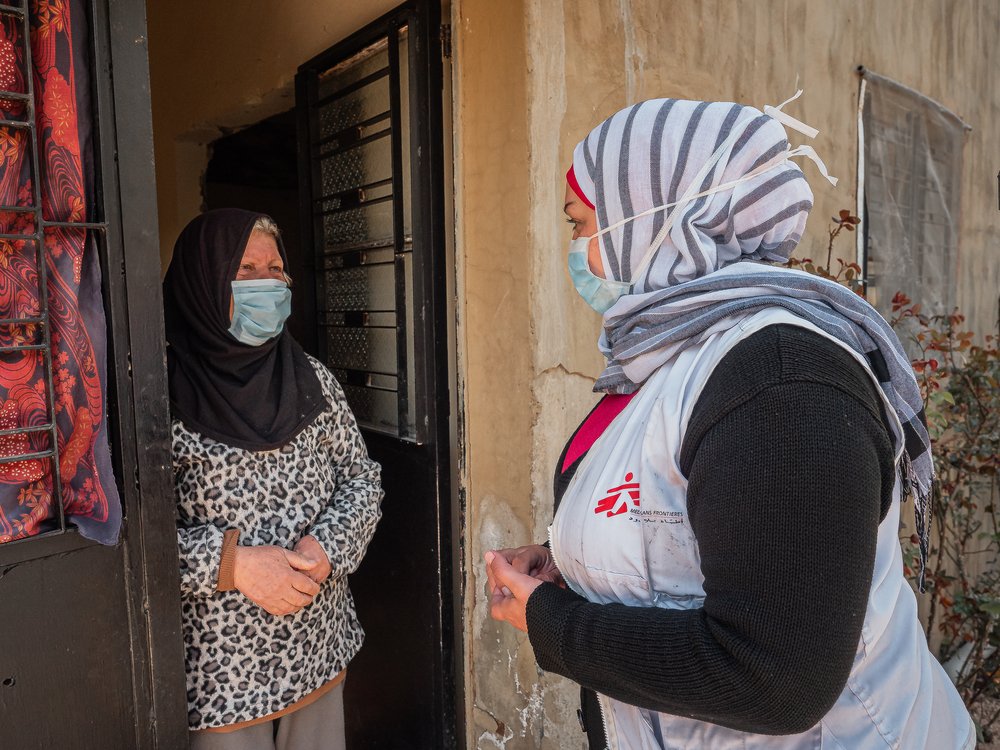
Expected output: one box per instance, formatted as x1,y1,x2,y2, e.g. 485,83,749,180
204,2,457,747
204,110,316,353
296,1,457,748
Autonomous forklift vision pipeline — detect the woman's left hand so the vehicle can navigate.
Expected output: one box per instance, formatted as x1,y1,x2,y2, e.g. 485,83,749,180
485,550,544,633
294,535,333,584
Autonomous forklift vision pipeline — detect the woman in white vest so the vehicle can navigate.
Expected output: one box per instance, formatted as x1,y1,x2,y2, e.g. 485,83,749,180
485,97,975,749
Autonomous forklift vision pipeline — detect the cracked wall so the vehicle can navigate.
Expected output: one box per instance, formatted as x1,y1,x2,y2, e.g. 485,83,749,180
452,0,575,745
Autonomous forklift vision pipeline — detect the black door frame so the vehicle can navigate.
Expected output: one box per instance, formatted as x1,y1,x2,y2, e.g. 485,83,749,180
96,1,188,744
0,0,187,746
295,0,459,745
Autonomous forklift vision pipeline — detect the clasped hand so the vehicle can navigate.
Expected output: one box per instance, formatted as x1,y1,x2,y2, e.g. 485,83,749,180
485,544,565,633
233,535,333,617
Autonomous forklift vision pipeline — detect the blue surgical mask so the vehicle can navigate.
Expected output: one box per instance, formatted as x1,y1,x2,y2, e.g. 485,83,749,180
567,237,631,314
228,279,292,346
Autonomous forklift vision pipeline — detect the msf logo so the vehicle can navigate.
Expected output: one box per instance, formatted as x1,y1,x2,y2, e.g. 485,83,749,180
594,472,640,517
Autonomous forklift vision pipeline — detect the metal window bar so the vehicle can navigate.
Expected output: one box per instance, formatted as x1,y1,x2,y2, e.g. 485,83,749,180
316,126,391,161
323,242,412,266
332,368,398,392
321,235,412,257
314,110,391,150
320,323,396,330
314,177,393,207
387,21,410,437
315,191,394,217
305,24,417,440
313,66,390,110
0,1,110,538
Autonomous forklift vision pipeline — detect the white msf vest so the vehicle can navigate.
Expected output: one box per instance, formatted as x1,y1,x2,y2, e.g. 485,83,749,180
550,308,975,750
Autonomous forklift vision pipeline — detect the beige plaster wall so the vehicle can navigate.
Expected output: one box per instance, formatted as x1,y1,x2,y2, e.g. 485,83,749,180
451,2,580,747
456,2,999,748
147,0,400,267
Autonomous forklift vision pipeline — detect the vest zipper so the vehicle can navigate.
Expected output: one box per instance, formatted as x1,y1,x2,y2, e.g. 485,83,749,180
597,693,613,750
546,523,562,574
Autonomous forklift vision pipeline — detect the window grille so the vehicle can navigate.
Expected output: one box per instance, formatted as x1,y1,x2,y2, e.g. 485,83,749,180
860,71,968,317
0,0,108,541
299,20,426,442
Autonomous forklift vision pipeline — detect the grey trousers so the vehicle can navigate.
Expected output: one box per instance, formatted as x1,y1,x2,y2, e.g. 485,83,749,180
188,679,346,750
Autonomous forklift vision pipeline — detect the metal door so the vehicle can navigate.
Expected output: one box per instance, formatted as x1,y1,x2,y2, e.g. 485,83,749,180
296,2,457,747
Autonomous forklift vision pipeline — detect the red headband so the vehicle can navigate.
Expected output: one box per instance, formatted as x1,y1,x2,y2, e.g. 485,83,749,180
566,165,595,210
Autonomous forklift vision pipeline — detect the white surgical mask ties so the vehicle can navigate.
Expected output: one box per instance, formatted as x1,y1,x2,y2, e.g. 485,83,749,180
568,89,837,312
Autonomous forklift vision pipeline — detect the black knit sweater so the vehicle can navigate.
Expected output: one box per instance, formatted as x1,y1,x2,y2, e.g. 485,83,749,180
526,324,896,740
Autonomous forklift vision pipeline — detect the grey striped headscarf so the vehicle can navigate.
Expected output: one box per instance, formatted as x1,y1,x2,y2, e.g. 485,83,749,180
572,98,934,589
572,99,812,290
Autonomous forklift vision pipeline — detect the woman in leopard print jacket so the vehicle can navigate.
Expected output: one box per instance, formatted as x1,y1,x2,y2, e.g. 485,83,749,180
163,209,383,750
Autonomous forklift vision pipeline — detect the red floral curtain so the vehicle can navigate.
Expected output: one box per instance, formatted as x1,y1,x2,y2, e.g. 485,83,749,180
0,0,120,544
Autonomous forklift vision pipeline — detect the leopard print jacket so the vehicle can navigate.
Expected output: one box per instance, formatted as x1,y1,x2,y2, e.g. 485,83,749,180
173,357,383,729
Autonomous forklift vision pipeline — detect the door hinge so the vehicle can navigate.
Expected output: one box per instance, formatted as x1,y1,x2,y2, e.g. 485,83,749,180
440,23,452,59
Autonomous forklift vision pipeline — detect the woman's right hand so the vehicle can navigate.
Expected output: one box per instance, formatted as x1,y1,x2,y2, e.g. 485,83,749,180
232,545,322,616
485,544,565,596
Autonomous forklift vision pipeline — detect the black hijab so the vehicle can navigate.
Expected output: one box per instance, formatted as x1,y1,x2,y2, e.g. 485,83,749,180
163,209,326,451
